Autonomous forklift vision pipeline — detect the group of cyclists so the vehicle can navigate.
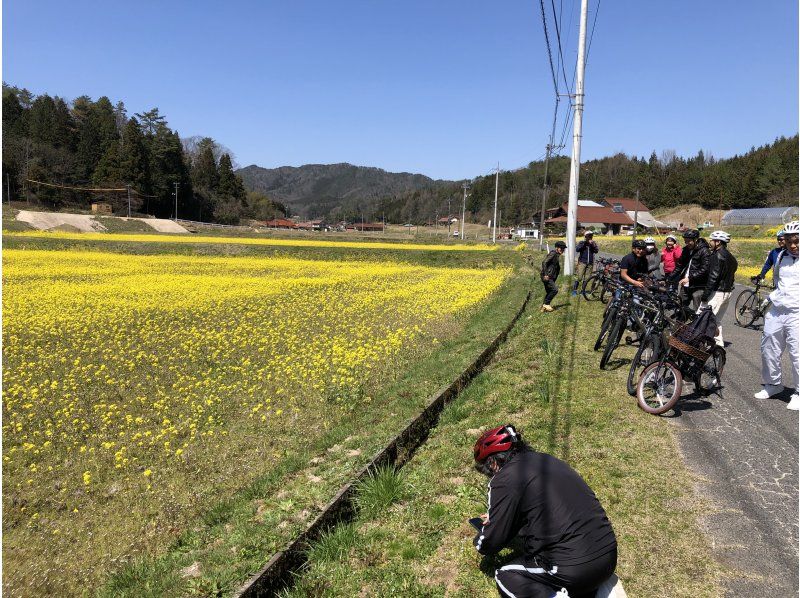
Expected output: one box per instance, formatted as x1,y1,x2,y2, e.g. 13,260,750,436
543,222,799,412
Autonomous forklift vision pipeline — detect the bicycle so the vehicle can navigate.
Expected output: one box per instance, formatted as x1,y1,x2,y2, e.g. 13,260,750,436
734,277,773,328
636,321,726,415
625,287,685,396
582,258,619,303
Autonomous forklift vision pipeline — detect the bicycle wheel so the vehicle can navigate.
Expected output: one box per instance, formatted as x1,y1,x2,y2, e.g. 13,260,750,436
599,280,611,304
627,334,663,396
734,289,759,328
600,318,626,370
582,274,602,301
694,346,726,395
594,306,617,351
637,361,683,414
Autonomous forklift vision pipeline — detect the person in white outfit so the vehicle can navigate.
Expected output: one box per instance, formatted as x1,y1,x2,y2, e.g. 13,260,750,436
754,221,800,410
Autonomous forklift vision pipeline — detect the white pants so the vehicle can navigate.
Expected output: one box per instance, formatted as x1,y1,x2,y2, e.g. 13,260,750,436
707,291,732,347
761,305,799,389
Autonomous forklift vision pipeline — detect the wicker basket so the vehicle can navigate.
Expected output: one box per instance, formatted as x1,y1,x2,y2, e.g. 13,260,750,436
668,335,710,362
668,324,713,361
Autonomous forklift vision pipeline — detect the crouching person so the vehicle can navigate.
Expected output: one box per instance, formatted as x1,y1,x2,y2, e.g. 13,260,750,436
473,425,618,598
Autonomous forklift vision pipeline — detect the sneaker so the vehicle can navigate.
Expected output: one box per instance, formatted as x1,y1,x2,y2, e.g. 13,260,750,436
542,304,554,312
754,385,784,399
787,394,800,410
570,290,577,296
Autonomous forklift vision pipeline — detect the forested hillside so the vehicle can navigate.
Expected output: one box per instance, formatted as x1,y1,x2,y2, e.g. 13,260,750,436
366,136,799,225
2,84,286,224
237,163,449,219
4,83,794,227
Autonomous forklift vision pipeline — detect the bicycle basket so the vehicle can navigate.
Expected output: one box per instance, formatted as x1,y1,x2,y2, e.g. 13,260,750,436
668,324,713,362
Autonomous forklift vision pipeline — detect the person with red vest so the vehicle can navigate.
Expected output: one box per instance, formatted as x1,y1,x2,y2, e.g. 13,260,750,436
661,234,682,277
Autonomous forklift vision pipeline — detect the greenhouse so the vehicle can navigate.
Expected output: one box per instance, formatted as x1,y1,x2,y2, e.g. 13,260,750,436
721,206,799,226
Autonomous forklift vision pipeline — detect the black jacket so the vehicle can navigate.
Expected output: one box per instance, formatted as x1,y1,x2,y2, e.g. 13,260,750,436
670,238,711,287
701,246,738,301
576,240,599,264
474,449,617,566
541,250,561,281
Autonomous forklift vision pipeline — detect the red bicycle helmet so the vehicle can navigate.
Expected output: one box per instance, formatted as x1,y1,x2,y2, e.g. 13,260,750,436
473,425,519,463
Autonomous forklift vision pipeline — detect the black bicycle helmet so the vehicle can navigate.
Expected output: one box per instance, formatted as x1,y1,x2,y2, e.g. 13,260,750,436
631,239,646,249
682,229,700,240
554,241,567,249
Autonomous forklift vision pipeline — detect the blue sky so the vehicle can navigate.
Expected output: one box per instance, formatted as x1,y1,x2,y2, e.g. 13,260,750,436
3,0,797,180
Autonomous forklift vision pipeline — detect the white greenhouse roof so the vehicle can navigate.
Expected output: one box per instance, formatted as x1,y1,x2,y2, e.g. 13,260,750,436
721,206,799,226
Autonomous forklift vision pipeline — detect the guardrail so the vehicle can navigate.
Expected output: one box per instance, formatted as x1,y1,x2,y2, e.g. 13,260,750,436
234,288,532,597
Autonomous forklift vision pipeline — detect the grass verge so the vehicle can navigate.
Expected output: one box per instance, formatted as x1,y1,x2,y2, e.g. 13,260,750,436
288,283,728,597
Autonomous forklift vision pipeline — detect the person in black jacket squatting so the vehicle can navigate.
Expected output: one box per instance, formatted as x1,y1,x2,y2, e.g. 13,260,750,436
473,425,618,598
541,241,566,313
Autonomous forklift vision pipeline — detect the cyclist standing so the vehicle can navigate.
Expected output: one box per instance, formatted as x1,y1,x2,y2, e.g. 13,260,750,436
672,229,711,311
661,234,682,278
619,239,649,288
754,221,799,409
644,237,662,279
572,231,599,295
753,229,786,283
540,241,567,313
472,425,618,598
699,230,738,346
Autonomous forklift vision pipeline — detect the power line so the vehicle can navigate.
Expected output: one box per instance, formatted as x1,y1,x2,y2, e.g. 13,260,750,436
538,0,560,96
26,179,126,192
549,0,572,92
585,0,601,64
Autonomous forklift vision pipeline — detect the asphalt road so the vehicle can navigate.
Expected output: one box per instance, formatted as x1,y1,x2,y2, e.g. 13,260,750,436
669,283,798,596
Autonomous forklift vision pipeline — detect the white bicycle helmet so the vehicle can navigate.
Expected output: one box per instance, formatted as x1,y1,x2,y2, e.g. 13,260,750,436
777,228,785,238
665,234,678,242
643,236,656,245
783,221,799,235
709,230,731,243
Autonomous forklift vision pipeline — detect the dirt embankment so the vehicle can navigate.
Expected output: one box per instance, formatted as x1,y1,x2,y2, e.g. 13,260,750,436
15,210,188,233
652,204,726,228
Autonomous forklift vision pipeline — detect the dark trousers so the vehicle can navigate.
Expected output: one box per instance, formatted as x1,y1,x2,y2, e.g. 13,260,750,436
542,278,559,306
495,548,617,598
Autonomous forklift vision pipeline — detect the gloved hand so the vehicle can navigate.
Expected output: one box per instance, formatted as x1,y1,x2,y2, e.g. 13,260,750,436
697,302,709,313
750,275,761,283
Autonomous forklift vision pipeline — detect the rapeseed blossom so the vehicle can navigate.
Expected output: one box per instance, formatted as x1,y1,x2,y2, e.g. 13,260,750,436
2,247,508,593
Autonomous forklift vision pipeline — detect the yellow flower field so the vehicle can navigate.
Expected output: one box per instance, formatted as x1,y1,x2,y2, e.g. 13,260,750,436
2,247,509,595
4,230,499,251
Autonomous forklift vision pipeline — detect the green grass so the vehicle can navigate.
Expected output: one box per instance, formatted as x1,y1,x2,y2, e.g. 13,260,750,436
288,281,728,597
94,216,159,233
355,466,408,519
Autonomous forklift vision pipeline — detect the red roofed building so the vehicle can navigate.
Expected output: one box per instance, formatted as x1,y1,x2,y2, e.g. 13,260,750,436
262,218,298,229
546,203,634,234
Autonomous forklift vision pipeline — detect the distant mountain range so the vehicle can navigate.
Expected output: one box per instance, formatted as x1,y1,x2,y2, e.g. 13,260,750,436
236,163,451,218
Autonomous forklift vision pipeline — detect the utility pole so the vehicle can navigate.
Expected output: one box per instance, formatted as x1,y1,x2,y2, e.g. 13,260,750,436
492,163,500,244
564,0,589,276
461,182,469,240
633,190,639,241
173,182,179,221
126,184,132,218
447,197,452,237
539,99,561,250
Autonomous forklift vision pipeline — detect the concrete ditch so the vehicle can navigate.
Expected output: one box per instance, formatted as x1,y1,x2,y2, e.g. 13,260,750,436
234,289,532,597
